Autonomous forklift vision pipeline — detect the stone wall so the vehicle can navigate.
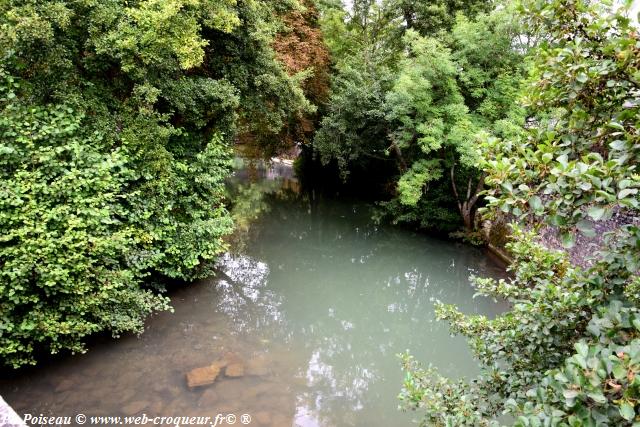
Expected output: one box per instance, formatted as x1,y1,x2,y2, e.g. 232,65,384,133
483,208,640,268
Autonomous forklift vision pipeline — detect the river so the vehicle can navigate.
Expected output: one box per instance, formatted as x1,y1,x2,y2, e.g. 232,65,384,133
0,160,505,427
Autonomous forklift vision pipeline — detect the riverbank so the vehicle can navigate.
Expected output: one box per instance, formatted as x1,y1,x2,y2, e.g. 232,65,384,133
483,207,640,269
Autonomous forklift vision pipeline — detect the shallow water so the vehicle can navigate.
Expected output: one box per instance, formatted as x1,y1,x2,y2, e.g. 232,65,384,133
1,164,505,427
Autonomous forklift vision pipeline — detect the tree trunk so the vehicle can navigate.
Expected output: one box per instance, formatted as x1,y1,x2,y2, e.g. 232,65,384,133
451,164,485,232
390,141,408,173
460,202,474,232
403,6,414,30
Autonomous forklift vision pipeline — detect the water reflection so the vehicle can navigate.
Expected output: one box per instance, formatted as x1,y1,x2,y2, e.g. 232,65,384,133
209,161,504,426
0,160,504,427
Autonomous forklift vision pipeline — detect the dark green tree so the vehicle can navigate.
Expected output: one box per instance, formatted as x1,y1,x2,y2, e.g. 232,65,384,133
388,0,491,36
314,1,527,232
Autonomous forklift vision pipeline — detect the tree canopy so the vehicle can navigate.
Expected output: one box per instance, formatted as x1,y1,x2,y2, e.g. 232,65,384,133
314,0,528,232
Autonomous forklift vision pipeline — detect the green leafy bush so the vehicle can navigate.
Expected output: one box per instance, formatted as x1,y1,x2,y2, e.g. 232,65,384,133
0,0,309,367
0,85,172,367
400,0,640,425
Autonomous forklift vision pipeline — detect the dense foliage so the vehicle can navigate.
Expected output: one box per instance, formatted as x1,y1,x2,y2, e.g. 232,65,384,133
3,6,639,427
0,0,312,367
314,0,528,233
273,0,331,153
400,0,640,425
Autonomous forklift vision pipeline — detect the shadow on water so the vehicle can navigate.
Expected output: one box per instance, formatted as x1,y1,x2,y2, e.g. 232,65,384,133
0,159,507,427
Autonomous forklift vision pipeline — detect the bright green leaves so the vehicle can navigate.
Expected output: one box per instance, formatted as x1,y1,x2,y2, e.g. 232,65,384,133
200,0,240,33
0,99,171,368
620,402,635,421
483,129,633,236
482,0,640,237
386,32,466,155
91,0,242,73
95,0,213,72
151,132,234,279
314,0,526,233
383,21,521,229
385,32,469,211
518,317,640,426
398,159,443,206
399,352,500,427
0,1,73,47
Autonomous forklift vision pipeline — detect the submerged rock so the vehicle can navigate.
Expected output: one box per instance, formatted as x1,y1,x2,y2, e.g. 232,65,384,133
186,364,221,388
185,352,249,387
225,363,244,378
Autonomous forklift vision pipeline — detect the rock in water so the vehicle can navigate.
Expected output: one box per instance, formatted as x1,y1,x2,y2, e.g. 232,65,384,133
186,364,221,388
225,363,244,378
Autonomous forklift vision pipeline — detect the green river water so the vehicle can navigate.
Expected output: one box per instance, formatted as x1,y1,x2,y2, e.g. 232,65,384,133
0,162,505,427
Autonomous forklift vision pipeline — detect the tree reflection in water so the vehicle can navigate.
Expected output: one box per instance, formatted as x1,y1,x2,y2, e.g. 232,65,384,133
0,159,504,427
205,160,505,426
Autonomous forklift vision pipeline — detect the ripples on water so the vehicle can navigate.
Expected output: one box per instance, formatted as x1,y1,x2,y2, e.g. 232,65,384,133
0,161,505,427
